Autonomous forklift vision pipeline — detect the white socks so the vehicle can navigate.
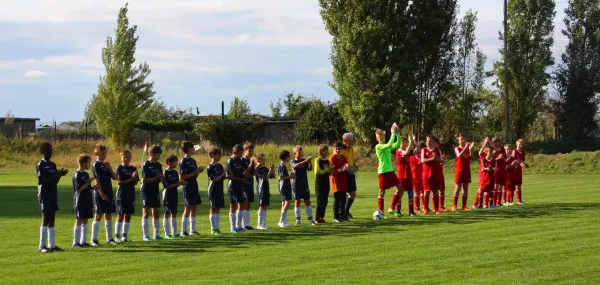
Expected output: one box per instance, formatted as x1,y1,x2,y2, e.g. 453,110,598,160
152,219,159,238
91,220,100,242
39,226,48,250
258,210,267,227
190,217,197,233
81,224,88,244
242,210,250,228
48,227,56,249
209,214,215,231
171,218,177,235
181,217,189,234
229,212,236,231
142,219,149,238
115,222,123,238
105,220,113,241
73,225,81,245
280,210,288,223
306,206,313,221
163,218,171,236
123,222,130,237
236,210,243,229
294,207,301,220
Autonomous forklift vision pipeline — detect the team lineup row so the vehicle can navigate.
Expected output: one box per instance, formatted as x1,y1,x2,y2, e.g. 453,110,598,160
34,123,527,252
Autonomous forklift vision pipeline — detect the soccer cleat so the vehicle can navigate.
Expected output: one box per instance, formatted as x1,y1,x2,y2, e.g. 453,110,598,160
451,206,458,211
143,236,152,242
257,224,268,230
422,210,429,216
320,219,327,224
80,242,91,247
51,246,64,252
210,230,217,235
214,229,223,235
182,232,189,237
435,210,441,215
91,240,100,247
72,243,81,248
154,236,163,241
166,235,174,240
39,246,51,253
346,213,354,219
309,220,316,226
107,239,117,245
174,234,182,238
230,228,239,233
295,220,301,226
387,209,395,215
121,237,129,242
277,222,286,228
441,207,450,212
409,212,416,217
332,219,341,223
115,238,121,243
394,211,403,217
462,206,470,211
236,227,246,232
191,231,200,236
516,202,525,206
245,226,255,231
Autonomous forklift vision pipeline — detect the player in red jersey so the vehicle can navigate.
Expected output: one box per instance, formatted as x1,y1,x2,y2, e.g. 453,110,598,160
395,135,416,216
473,137,491,209
410,141,425,213
453,134,474,211
503,144,516,206
511,139,528,205
433,138,449,212
491,137,507,207
479,145,497,208
421,136,444,215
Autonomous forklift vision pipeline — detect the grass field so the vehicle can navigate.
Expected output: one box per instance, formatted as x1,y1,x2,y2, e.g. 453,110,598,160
0,171,599,284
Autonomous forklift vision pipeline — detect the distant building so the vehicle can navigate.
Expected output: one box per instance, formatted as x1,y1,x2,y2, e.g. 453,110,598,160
0,117,40,138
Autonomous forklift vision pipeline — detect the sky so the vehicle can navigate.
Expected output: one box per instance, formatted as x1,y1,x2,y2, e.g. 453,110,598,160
0,0,569,124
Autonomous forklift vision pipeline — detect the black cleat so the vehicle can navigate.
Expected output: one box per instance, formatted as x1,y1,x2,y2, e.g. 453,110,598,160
80,242,91,247
51,246,64,252
182,232,189,237
191,231,200,236
91,240,100,247
244,226,254,231
346,213,354,219
39,246,51,253
106,239,117,245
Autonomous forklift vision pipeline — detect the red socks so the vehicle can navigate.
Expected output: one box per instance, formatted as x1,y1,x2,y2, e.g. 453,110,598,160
507,189,513,203
377,196,384,211
408,198,414,214
390,194,400,211
432,194,440,211
516,189,522,203
439,193,446,209
483,192,489,208
473,191,481,207
415,192,421,211
502,189,507,204
461,195,468,208
452,195,459,208
424,191,431,211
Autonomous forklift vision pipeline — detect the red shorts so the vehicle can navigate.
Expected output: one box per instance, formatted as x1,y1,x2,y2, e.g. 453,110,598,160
494,169,506,185
454,169,471,184
399,177,413,192
379,172,400,190
412,178,423,193
440,172,446,190
480,183,494,193
422,174,441,191
512,167,523,186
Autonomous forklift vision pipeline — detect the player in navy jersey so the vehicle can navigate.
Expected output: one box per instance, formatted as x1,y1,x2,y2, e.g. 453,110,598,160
163,155,186,239
254,153,275,230
226,144,248,233
290,145,314,225
207,147,227,235
277,150,294,228
241,142,256,230
91,144,118,246
72,154,96,248
141,145,164,241
37,142,69,252
115,150,138,242
179,141,204,236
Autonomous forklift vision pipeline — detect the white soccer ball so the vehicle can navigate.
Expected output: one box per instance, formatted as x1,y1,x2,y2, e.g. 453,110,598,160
373,210,385,220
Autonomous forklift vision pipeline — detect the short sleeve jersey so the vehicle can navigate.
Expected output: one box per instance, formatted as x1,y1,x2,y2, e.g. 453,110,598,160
454,146,471,174
226,157,245,189
255,165,270,193
163,169,179,190
179,157,199,191
291,158,310,191
376,134,401,173
410,154,423,182
72,170,93,207
242,157,256,189
92,160,114,198
512,149,526,167
141,160,162,193
207,163,225,194
494,148,507,171
421,147,441,177
278,162,291,192
116,165,137,200
395,149,412,180
480,156,496,186
37,159,58,194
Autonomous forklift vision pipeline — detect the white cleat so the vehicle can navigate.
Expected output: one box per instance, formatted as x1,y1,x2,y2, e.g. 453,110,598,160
277,222,286,228
295,220,301,226
257,224,268,230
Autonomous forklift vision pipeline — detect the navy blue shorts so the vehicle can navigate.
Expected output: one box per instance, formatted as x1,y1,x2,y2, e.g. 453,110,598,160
117,198,135,215
75,203,94,219
209,188,225,209
141,190,161,209
94,194,116,214
182,188,201,207
38,196,59,213
243,186,255,203
293,187,311,201
279,185,292,202
257,189,270,206
347,173,357,193
228,188,246,204
163,190,178,214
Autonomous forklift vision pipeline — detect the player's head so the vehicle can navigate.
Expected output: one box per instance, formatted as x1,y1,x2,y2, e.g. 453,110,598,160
279,150,291,162
426,136,433,148
78,154,92,170
492,136,502,148
400,136,409,149
457,133,466,146
120,149,132,165
504,143,513,153
149,145,162,161
255,153,266,165
516,139,524,149
342,132,354,147
334,141,344,155
181,141,194,155
375,129,386,143
232,144,243,159
165,154,178,168
94,144,108,160
209,147,222,162
483,145,493,156
243,142,254,157
318,144,329,158
293,145,303,159
39,142,53,160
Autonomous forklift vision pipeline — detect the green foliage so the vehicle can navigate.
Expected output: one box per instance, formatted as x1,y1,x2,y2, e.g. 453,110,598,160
296,100,347,144
283,92,315,117
270,99,283,118
196,116,264,150
4,110,15,125
90,3,155,146
228,97,252,120
494,0,556,139
134,120,194,132
553,0,600,141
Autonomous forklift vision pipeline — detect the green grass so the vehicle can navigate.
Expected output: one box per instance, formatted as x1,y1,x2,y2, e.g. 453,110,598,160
1,171,599,284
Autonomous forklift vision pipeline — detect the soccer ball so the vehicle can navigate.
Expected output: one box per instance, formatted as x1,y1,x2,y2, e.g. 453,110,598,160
373,210,385,220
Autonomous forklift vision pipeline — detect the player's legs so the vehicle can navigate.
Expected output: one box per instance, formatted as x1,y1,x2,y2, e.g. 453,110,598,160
142,208,150,239
389,185,403,216
432,189,441,214
452,183,462,211
439,188,448,211
303,199,314,223
461,183,470,210
190,205,198,234
378,188,386,212
515,185,523,204
279,199,290,227
422,190,431,215
80,218,89,246
73,218,83,247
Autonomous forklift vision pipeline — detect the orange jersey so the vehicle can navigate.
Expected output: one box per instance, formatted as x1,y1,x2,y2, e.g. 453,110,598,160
329,154,348,193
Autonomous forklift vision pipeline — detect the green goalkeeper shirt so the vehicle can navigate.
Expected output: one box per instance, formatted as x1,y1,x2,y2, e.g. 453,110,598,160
375,134,401,174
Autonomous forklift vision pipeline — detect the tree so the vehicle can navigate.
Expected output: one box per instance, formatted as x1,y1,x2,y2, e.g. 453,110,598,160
296,100,346,143
319,0,458,143
494,0,555,139
139,101,194,123
270,99,283,118
553,0,600,141
228,97,252,120
282,92,315,117
4,110,15,125
90,3,155,146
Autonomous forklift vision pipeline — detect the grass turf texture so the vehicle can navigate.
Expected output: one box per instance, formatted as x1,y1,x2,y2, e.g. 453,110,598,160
0,172,599,284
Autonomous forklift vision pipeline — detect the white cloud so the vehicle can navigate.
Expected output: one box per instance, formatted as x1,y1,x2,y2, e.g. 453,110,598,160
24,70,47,77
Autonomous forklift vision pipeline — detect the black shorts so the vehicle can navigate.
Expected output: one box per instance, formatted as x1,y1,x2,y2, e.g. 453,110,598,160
209,188,225,209
279,183,292,202
75,203,94,219
243,187,255,203
38,196,59,213
228,188,246,204
257,189,270,206
117,198,135,215
182,188,201,207
163,190,178,214
94,193,116,214
293,187,311,201
141,190,161,209
347,173,357,193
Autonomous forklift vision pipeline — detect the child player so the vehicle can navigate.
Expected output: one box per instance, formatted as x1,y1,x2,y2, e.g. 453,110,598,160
314,144,332,224
330,142,348,222
163,155,186,239
115,150,138,242
37,142,69,252
503,144,516,206
434,137,448,212
395,135,416,216
375,124,403,217
227,144,248,232
410,141,425,213
511,139,528,205
141,145,164,241
277,150,294,227
255,153,275,230
473,137,491,209
421,136,444,215
73,154,95,248
179,141,204,236
291,145,314,225
91,144,118,246
241,142,256,230
492,137,507,207
341,133,358,218
479,145,497,208
453,134,474,211
207,147,226,235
